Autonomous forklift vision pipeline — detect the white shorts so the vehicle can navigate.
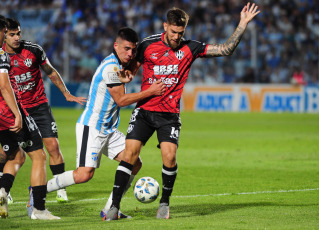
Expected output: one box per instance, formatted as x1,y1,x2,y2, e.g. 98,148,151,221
76,123,125,168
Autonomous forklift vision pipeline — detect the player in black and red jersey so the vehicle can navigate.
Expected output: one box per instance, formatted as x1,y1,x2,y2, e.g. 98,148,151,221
1,18,86,204
0,15,59,220
104,3,260,220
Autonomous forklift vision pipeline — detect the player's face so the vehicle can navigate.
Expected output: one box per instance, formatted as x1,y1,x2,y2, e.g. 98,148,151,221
114,38,137,65
163,22,185,50
5,27,21,51
0,27,5,45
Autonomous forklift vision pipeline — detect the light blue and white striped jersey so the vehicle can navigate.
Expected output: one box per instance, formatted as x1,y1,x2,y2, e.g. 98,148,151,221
77,52,124,134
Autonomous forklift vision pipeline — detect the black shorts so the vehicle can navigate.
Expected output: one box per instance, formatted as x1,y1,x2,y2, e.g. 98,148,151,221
126,108,181,147
26,102,58,138
0,112,43,157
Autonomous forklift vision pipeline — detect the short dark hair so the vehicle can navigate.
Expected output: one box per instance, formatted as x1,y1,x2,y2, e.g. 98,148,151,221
0,15,7,30
167,7,189,27
6,18,20,30
117,27,138,43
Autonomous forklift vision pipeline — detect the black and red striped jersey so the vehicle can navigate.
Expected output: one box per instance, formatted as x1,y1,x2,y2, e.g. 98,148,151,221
3,40,48,109
0,48,16,130
135,32,208,113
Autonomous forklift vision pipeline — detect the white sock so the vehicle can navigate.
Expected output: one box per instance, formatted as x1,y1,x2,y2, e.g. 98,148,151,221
103,174,135,211
47,170,75,193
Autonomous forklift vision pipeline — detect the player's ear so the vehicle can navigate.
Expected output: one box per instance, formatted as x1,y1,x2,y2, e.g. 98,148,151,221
163,22,168,32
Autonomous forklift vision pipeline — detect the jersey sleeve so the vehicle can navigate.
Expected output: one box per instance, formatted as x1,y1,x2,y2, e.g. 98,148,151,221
0,49,11,72
187,40,209,58
24,41,47,66
101,63,122,85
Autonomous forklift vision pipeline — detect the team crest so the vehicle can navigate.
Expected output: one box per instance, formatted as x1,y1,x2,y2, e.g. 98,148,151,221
113,66,118,72
151,53,158,59
14,60,19,67
24,58,32,67
175,50,184,60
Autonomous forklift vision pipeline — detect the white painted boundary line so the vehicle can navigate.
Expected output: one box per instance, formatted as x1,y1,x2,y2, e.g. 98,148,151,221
10,188,319,205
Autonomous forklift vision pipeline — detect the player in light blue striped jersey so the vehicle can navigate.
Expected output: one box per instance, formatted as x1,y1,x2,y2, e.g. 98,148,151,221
43,28,166,219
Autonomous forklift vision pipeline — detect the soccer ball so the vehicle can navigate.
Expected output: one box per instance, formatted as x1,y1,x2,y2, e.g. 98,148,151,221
133,177,160,203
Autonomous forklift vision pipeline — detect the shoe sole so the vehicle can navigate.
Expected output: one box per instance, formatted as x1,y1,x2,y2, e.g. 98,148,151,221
0,197,8,218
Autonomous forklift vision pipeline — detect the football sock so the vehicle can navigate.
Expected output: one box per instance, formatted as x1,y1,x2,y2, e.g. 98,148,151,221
104,174,135,211
32,185,47,211
111,161,133,209
160,164,178,205
50,163,65,175
0,173,14,194
47,170,75,193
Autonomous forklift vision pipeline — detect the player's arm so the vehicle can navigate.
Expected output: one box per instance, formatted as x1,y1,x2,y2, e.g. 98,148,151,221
108,80,165,107
206,2,260,57
0,71,22,132
41,58,87,105
117,59,142,83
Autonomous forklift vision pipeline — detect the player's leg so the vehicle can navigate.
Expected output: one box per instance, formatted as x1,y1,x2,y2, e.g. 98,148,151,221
0,147,13,204
21,114,60,220
46,124,100,192
155,113,181,219
28,103,68,202
0,130,26,218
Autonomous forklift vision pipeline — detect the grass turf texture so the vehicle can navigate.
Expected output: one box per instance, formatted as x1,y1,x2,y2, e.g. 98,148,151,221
2,109,319,229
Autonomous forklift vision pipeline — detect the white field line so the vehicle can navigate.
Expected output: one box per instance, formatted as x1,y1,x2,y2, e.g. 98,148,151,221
10,188,319,205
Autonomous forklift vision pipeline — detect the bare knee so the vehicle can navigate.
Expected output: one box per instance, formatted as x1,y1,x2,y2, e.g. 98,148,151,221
73,167,95,184
43,138,61,157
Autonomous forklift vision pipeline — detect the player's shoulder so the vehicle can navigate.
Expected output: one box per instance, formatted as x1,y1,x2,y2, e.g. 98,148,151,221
139,33,162,47
182,38,206,46
100,53,120,71
0,48,11,68
21,40,45,53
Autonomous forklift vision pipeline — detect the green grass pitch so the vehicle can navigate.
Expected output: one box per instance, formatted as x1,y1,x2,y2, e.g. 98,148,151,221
2,108,319,229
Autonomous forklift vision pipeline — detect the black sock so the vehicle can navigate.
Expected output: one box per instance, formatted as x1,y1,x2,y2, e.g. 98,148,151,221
112,161,133,209
0,173,15,194
0,163,5,175
32,185,47,211
160,164,178,205
50,163,65,176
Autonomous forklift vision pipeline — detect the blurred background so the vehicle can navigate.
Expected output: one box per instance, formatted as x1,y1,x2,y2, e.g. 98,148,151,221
1,0,318,85
0,0,318,112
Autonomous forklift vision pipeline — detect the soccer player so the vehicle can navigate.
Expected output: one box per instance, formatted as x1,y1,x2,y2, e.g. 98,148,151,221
44,27,165,218
104,3,260,220
0,15,59,220
1,18,86,203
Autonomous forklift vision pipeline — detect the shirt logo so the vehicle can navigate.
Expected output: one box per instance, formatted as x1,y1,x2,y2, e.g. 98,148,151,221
151,53,158,59
175,50,184,60
14,60,19,67
153,64,178,75
24,58,32,67
164,50,169,57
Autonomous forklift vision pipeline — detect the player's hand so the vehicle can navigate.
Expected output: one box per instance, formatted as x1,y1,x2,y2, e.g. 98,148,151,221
148,79,166,96
64,93,87,105
240,2,260,25
10,113,22,133
117,69,134,83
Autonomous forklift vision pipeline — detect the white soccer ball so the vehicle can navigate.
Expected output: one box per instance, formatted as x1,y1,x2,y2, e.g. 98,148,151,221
133,177,160,203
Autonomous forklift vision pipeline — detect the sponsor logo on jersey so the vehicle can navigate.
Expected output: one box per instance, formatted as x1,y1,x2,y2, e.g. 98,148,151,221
175,50,184,60
151,53,158,59
14,72,32,83
153,64,179,75
14,60,19,67
24,58,32,67
149,77,179,87
18,81,35,92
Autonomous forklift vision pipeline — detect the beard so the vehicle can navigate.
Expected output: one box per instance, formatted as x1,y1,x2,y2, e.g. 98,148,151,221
167,39,180,50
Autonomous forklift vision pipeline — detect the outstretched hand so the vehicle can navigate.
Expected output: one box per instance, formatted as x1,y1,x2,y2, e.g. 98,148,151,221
117,69,134,83
240,2,260,25
65,93,87,105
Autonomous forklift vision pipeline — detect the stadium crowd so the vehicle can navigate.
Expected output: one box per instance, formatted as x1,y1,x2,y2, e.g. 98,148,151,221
0,0,318,85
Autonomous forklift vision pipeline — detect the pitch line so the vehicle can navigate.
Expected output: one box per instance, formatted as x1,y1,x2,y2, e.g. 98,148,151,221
10,188,319,205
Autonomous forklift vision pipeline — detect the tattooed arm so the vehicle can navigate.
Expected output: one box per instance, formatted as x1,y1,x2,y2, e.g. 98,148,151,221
206,2,260,57
41,59,86,105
